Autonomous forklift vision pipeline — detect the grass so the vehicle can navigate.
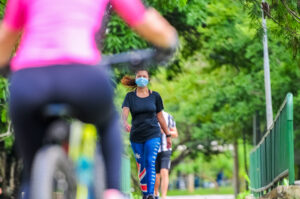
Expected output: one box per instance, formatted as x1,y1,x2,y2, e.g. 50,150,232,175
130,187,234,198
167,186,234,196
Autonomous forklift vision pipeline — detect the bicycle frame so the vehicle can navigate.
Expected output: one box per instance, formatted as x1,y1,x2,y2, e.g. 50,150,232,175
68,121,98,199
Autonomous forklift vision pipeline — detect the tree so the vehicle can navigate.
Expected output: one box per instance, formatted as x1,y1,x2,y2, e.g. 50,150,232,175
115,0,300,194
2,0,300,195
240,0,300,55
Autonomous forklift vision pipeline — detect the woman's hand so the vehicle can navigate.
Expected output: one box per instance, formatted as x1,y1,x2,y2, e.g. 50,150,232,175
167,137,172,149
123,122,131,133
133,8,178,49
122,107,131,133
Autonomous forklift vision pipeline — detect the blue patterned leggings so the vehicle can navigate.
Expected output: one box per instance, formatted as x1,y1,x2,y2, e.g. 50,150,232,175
131,137,161,196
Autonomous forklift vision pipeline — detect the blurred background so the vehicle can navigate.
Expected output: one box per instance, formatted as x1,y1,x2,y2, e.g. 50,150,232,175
1,0,300,198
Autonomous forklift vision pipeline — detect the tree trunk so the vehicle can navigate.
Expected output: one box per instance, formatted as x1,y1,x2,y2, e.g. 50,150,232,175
243,131,249,191
233,140,240,198
187,174,194,193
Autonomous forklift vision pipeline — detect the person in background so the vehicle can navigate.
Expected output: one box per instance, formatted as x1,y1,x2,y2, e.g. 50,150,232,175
154,111,178,199
121,70,172,199
216,169,224,187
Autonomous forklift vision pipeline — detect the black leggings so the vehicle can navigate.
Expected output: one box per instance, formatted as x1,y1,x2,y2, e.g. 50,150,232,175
9,64,122,193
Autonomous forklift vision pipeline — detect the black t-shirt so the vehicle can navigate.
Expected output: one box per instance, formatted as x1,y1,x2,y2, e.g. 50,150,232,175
122,90,164,143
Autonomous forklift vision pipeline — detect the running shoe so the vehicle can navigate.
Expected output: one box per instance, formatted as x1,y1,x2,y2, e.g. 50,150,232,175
103,189,125,199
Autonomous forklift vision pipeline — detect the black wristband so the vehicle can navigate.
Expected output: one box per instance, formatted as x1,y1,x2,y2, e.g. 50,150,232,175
153,33,179,66
166,134,171,138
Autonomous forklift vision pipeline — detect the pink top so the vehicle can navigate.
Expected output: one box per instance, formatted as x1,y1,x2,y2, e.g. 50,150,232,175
3,0,146,71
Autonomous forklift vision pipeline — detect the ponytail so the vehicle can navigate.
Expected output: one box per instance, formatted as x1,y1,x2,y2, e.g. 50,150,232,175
121,75,137,89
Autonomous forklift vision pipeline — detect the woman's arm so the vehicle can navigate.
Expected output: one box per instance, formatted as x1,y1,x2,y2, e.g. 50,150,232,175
0,22,20,67
170,127,178,138
132,8,177,49
157,111,172,148
122,107,131,132
157,111,169,135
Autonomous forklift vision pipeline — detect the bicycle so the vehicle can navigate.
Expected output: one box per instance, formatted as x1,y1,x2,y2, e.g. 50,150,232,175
26,48,159,199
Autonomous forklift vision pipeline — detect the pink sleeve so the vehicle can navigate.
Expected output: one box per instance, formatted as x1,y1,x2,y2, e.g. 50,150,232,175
110,0,146,27
3,0,26,31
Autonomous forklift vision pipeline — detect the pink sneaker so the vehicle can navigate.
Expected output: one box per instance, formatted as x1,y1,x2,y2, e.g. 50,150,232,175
103,189,125,199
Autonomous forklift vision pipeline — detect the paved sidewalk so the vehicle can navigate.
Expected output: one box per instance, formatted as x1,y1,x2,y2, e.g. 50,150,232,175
167,195,234,199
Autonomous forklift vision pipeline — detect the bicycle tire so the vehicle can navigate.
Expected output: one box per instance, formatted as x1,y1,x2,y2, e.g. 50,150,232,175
30,146,77,199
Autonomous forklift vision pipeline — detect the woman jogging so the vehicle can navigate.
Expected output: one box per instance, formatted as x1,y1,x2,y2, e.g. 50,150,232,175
121,70,172,199
0,0,178,198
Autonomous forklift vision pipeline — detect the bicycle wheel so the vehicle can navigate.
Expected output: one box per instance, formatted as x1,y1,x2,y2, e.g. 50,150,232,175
30,146,77,199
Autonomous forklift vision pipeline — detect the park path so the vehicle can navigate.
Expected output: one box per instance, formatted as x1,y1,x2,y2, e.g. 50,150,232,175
167,195,234,199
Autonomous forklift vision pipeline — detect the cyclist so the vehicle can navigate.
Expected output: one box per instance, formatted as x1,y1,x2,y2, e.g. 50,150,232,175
154,111,178,199
0,0,178,198
121,70,171,199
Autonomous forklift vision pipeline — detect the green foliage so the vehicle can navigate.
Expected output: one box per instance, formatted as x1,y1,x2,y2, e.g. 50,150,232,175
115,0,300,175
0,77,9,139
1,0,300,188
102,0,209,80
240,0,300,54
0,0,6,19
102,14,148,54
172,151,234,178
0,2,14,152
4,136,13,150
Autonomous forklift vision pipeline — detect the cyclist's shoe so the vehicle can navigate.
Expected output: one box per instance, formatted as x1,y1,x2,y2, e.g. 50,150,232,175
147,195,155,199
143,195,147,199
18,182,30,199
155,196,159,199
104,189,125,199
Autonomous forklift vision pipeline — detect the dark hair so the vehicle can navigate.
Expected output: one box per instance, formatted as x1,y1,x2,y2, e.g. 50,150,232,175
121,69,149,89
121,75,137,89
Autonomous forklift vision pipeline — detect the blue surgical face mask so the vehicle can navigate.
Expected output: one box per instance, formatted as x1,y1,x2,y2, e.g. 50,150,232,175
135,77,149,87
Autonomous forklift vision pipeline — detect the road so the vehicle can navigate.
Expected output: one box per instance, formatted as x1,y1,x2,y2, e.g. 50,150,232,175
167,195,234,199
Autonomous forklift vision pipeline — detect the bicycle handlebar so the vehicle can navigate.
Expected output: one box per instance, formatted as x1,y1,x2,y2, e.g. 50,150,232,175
100,48,157,70
0,48,166,77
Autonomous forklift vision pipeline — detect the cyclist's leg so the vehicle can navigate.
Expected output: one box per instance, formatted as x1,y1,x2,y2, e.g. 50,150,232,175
97,111,122,190
144,138,161,196
131,142,147,196
9,69,54,199
10,64,123,196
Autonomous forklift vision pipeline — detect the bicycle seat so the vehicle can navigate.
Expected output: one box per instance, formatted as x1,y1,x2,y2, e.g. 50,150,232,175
43,104,74,118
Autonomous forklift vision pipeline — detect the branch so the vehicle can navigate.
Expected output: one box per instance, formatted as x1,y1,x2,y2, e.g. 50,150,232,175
281,0,300,23
0,122,12,142
263,5,300,37
170,149,191,172
0,132,10,139
173,136,192,149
